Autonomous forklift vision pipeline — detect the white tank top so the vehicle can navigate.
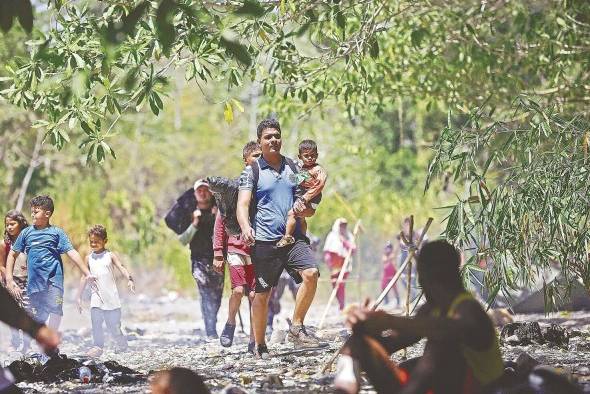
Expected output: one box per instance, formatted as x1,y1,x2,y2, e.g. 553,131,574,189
88,250,121,310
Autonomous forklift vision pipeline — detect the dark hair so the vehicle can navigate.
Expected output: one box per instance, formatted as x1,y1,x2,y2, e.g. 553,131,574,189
256,118,281,139
168,367,210,394
88,224,108,240
30,195,54,213
242,141,261,160
417,240,462,288
4,210,29,244
299,139,317,153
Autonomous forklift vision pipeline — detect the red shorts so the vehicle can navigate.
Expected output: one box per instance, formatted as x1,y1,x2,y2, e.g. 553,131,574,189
229,263,255,291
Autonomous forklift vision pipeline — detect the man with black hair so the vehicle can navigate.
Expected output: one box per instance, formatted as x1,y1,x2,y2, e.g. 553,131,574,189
335,240,504,394
237,118,321,358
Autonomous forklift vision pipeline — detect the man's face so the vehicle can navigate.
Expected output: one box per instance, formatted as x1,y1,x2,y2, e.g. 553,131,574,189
194,185,212,204
244,148,262,166
31,206,51,226
258,128,282,155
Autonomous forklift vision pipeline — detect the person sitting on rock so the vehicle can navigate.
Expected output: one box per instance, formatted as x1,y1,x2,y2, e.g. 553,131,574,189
335,240,504,394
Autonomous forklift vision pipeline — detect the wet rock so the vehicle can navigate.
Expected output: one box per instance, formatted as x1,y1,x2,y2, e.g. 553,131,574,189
260,374,283,389
501,322,544,345
543,324,569,348
515,352,541,376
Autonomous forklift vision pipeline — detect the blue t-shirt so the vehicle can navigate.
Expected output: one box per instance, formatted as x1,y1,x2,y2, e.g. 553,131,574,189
239,156,301,241
12,225,74,294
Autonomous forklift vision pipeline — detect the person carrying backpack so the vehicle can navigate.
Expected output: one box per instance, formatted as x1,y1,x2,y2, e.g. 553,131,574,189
236,118,321,359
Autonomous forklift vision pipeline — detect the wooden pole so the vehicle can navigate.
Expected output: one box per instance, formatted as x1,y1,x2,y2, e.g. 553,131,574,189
322,218,433,373
318,220,362,329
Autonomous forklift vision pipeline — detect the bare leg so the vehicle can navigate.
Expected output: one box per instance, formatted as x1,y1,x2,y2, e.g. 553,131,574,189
252,291,272,345
292,268,318,325
227,286,244,325
248,291,255,343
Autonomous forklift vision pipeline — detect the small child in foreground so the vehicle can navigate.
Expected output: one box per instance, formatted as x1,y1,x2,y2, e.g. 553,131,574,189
77,224,134,357
277,139,327,247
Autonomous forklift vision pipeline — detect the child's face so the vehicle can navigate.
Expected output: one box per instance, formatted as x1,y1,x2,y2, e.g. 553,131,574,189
5,218,23,237
299,149,318,167
244,149,262,166
89,234,107,252
31,206,51,226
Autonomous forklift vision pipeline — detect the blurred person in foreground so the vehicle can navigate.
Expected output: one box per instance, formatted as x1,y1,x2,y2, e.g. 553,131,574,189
334,240,503,394
0,285,59,394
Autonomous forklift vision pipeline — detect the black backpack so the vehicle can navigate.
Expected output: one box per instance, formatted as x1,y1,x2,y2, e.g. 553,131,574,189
207,157,298,236
164,188,197,235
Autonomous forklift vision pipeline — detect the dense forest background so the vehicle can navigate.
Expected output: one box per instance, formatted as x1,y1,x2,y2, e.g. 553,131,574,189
1,1,589,303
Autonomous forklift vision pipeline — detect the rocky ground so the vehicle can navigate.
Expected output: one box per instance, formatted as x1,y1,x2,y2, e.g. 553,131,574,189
1,294,590,393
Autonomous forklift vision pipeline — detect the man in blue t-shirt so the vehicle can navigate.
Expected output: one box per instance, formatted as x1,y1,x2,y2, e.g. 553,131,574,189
237,118,321,358
5,195,94,331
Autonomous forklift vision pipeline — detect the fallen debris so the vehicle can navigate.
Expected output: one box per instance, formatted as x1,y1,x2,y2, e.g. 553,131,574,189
7,354,146,384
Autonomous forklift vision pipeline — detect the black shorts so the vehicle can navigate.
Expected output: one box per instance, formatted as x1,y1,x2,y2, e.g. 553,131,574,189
252,239,319,293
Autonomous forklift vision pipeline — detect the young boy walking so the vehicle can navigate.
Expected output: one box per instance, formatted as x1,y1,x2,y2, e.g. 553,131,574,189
77,225,134,356
5,195,94,331
213,141,261,352
277,139,327,247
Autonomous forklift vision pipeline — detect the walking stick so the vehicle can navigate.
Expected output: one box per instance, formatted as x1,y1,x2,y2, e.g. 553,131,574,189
321,217,433,374
402,215,415,359
318,220,362,329
237,308,246,334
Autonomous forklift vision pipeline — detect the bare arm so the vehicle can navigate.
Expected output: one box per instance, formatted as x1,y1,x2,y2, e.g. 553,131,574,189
0,244,6,284
66,249,92,277
237,189,255,245
5,249,22,299
111,252,135,293
301,165,328,203
76,257,89,313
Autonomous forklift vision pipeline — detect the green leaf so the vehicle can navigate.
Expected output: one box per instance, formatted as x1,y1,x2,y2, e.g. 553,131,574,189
336,10,346,31
369,38,379,59
219,36,252,67
231,98,244,112
224,101,233,124
0,0,15,33
235,0,266,18
17,0,34,33
410,28,427,48
156,0,176,54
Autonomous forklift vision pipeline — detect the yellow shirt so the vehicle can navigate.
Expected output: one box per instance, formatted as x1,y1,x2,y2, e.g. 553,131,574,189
432,292,504,386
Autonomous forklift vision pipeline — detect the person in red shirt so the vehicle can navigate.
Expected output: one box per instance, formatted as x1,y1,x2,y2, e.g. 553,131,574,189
213,141,261,353
323,218,356,310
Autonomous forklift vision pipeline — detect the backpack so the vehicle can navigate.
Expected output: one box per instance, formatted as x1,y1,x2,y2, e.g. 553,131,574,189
164,188,197,235
207,156,298,236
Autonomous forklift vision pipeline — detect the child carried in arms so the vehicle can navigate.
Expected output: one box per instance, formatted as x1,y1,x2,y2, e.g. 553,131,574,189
277,139,327,247
335,240,504,394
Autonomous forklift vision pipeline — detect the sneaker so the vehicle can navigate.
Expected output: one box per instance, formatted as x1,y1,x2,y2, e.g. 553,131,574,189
276,235,295,247
288,325,320,348
254,343,270,359
247,341,255,355
220,323,236,347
